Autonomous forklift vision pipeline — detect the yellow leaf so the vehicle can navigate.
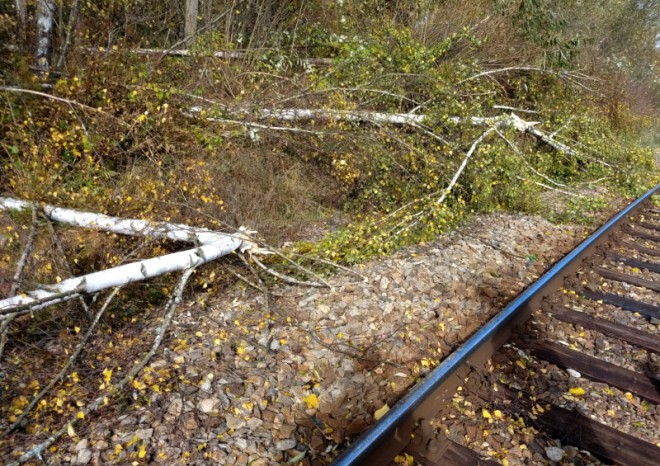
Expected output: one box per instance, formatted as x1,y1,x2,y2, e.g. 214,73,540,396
493,410,503,419
132,379,146,390
482,408,492,419
126,435,139,447
568,387,585,396
67,422,76,438
103,368,113,383
374,404,390,420
138,443,147,458
76,411,84,420
74,326,80,334
303,393,319,409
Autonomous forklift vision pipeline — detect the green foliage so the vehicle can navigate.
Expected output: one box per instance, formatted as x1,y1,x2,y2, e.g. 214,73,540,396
511,0,584,67
546,195,610,225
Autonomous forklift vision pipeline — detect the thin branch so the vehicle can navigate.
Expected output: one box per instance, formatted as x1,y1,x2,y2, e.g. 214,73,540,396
288,254,369,282
494,127,568,188
249,254,326,288
493,105,540,114
436,127,497,205
0,87,129,127
6,267,194,466
8,204,38,297
459,66,551,84
3,287,121,435
0,204,38,358
519,177,586,198
41,212,92,318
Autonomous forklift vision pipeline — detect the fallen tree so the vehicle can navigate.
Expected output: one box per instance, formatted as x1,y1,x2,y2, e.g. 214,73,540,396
0,198,264,315
190,104,599,163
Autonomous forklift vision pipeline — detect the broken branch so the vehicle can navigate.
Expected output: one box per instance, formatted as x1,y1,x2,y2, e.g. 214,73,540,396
6,267,194,466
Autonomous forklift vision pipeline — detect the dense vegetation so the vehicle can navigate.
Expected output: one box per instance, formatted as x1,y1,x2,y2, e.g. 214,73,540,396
0,1,658,463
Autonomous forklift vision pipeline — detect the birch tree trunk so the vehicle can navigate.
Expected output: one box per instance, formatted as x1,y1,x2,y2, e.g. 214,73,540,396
184,0,199,42
36,0,55,73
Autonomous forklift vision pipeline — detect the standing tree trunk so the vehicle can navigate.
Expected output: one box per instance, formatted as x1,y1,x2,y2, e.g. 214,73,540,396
35,0,55,73
56,0,80,69
15,0,27,47
184,0,199,42
15,0,27,24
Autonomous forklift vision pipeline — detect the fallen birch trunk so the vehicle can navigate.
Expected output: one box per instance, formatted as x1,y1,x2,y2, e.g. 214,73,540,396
190,106,427,126
0,197,226,244
91,47,333,65
0,239,239,315
0,199,261,315
193,104,580,159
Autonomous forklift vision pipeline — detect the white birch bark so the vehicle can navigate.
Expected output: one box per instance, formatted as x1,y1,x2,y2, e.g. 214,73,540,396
0,240,239,315
190,106,427,126
197,105,577,158
0,198,268,314
0,197,223,245
36,0,55,72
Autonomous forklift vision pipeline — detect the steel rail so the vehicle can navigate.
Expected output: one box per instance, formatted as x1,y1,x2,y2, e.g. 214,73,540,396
332,183,659,466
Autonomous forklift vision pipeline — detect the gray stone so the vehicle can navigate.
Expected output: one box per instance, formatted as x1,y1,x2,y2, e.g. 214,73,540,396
566,368,581,378
136,428,153,440
235,438,248,450
74,449,92,465
225,414,246,430
275,439,297,451
198,398,217,413
545,446,565,462
74,439,88,452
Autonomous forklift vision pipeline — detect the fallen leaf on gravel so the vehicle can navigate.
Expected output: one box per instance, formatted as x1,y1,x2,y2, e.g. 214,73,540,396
569,387,585,396
375,404,390,420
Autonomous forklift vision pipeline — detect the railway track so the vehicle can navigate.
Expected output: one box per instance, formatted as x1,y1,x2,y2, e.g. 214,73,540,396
333,185,660,466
